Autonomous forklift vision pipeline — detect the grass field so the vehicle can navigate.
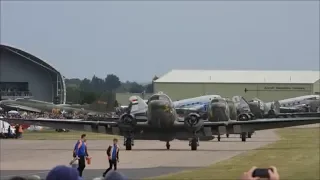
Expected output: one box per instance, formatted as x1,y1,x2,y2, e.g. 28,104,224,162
150,128,320,180
21,130,117,140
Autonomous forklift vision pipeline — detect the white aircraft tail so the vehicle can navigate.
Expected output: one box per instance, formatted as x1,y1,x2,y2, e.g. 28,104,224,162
128,96,148,114
273,101,281,114
232,96,251,112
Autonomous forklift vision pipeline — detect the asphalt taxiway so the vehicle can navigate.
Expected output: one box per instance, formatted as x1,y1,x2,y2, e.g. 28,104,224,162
0,129,283,180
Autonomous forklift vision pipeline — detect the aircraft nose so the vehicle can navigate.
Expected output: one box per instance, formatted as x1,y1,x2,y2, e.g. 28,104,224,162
148,100,174,127
209,100,228,121
149,100,171,112
211,99,226,109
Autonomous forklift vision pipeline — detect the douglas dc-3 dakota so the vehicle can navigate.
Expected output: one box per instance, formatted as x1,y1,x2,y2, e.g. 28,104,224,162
4,92,320,151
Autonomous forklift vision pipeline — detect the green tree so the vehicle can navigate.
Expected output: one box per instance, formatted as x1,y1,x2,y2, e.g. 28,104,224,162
91,75,104,92
129,82,145,93
80,91,98,104
65,78,82,87
66,87,81,104
79,78,91,92
105,74,121,91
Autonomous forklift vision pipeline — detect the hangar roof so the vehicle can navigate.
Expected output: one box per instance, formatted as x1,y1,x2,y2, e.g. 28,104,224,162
0,44,61,74
0,44,66,103
155,70,320,84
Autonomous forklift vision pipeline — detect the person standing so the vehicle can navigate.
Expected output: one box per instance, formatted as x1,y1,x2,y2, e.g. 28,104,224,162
74,134,88,177
102,138,120,177
18,125,23,138
72,134,85,158
14,124,20,139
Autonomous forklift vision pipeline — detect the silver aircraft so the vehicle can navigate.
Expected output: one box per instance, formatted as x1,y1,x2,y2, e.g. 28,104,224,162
245,95,320,118
4,92,320,151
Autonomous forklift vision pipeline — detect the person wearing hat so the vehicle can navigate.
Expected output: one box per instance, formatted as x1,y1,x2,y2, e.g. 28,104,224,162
46,165,82,180
102,138,120,177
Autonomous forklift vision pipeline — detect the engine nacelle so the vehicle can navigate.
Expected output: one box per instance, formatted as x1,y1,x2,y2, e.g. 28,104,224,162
237,113,254,121
184,113,203,132
267,109,276,118
118,114,137,130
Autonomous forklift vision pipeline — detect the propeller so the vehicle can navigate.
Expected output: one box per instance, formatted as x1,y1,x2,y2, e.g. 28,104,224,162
186,114,199,127
123,115,133,124
238,113,250,121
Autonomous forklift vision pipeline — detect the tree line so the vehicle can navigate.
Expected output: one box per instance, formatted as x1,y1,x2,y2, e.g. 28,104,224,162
65,74,159,105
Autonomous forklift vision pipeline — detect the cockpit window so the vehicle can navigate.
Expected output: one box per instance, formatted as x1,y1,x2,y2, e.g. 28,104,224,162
211,99,219,103
306,97,318,100
148,94,172,103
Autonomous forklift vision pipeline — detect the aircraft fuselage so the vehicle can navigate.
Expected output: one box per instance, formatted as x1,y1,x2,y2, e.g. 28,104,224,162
147,100,176,128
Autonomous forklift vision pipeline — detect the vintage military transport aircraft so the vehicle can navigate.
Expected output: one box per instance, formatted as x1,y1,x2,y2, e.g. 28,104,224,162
3,92,320,151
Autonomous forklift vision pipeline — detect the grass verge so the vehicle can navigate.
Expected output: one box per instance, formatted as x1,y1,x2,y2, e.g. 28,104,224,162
149,128,320,180
21,130,117,140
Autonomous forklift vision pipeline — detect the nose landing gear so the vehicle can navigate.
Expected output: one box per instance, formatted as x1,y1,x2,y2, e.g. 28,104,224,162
166,141,171,150
124,134,134,150
189,134,199,150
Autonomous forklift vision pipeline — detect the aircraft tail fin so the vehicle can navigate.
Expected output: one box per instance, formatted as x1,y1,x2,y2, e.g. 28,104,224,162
232,96,251,112
273,100,281,114
129,96,148,114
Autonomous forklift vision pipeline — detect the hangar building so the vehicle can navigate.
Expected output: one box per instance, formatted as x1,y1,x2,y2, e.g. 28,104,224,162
154,70,320,102
0,44,66,103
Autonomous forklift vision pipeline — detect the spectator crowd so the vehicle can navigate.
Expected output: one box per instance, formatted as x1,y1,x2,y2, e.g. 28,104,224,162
7,165,280,180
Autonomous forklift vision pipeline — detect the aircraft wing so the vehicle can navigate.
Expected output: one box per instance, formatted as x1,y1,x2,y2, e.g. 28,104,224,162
202,117,320,132
2,104,42,113
3,118,149,134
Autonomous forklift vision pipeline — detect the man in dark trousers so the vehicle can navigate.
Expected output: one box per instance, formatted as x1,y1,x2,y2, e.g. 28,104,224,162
102,138,120,177
74,134,88,177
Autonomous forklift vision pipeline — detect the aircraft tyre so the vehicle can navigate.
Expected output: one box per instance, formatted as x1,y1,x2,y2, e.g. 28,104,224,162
247,132,252,138
217,135,221,141
190,138,198,151
125,138,132,150
166,141,170,150
241,132,247,142
226,133,229,138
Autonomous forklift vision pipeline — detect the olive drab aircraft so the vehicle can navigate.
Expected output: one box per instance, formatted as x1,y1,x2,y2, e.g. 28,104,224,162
4,92,320,151
0,98,109,115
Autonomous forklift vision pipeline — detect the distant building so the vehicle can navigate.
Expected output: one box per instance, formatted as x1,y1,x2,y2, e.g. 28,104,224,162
154,69,320,101
0,44,66,103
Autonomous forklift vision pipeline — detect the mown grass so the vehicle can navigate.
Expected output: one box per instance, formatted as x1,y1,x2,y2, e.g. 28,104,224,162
21,130,117,140
149,128,320,180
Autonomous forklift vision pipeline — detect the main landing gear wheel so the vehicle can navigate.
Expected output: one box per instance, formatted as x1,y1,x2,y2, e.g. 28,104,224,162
166,142,171,150
125,138,132,150
190,138,198,151
247,132,252,138
240,132,247,142
217,135,221,141
226,133,229,138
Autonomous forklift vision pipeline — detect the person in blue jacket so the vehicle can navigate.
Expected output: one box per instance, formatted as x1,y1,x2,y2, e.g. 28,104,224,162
102,138,120,177
74,134,89,177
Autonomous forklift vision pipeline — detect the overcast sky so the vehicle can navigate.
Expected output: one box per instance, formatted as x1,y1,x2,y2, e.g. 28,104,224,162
1,1,319,82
